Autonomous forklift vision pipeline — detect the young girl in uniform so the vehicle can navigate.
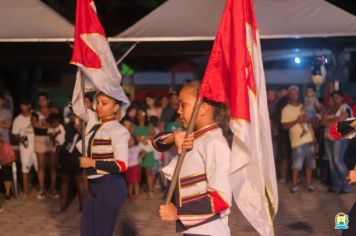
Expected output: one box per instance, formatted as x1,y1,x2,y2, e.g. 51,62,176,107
79,92,130,236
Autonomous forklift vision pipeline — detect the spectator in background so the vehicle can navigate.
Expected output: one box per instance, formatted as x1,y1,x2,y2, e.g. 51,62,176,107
133,108,156,198
273,87,291,183
267,89,277,116
281,86,316,193
121,105,137,134
323,82,352,106
300,87,324,137
277,87,288,101
267,89,278,159
31,93,59,199
0,135,15,199
319,96,336,184
160,96,169,110
59,113,84,212
0,94,12,144
322,91,352,194
323,82,336,107
48,113,65,178
11,99,37,197
63,96,72,125
145,93,162,121
166,112,183,133
159,92,179,131
304,87,323,120
126,135,145,201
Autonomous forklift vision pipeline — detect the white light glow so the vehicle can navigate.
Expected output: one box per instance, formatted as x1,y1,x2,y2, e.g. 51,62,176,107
294,57,301,64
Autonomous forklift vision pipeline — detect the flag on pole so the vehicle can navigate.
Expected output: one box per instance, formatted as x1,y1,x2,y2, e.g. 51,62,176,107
199,0,278,235
70,0,129,121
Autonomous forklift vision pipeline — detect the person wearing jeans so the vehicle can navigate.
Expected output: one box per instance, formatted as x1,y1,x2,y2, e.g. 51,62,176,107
324,138,352,193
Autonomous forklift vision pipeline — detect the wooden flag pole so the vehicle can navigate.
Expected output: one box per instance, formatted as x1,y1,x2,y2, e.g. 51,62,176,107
165,97,203,205
80,71,87,180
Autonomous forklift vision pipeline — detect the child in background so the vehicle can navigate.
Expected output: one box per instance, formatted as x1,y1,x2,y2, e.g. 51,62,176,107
48,114,65,151
166,112,183,132
0,136,15,199
149,116,166,192
301,87,323,137
48,114,65,172
133,108,156,198
126,135,146,201
304,87,323,119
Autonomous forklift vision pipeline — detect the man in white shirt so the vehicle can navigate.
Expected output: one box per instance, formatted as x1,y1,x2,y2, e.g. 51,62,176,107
11,99,37,197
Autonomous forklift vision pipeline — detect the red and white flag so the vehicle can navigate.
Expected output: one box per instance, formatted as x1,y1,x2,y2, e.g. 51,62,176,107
70,0,129,121
199,0,278,235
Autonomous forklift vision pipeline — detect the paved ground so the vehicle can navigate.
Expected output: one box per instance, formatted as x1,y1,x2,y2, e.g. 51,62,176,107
0,182,355,236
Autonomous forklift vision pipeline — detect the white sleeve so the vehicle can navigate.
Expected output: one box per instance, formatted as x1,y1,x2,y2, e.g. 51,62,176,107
11,117,20,135
204,139,232,206
111,126,130,166
57,125,66,146
162,156,178,181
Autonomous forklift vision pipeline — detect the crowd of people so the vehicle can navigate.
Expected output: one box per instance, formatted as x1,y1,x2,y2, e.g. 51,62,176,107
267,82,355,194
0,80,354,214
0,89,189,212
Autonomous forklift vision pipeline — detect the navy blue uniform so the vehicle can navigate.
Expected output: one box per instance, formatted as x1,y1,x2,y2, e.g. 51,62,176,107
79,120,129,236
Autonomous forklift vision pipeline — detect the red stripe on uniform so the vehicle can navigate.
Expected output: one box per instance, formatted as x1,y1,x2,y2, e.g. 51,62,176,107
209,190,229,214
116,160,127,172
180,176,207,187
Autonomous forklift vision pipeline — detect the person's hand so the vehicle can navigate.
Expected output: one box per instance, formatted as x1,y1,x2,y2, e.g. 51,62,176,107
351,119,356,128
79,157,96,168
346,170,356,184
174,131,194,154
159,203,178,221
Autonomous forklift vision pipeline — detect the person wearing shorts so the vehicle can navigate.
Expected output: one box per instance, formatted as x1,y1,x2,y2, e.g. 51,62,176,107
11,99,37,197
0,136,15,199
31,93,58,199
291,143,316,175
282,86,316,193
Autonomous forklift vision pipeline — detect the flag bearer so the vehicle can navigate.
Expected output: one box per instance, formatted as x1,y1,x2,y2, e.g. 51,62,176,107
153,82,232,236
79,92,130,236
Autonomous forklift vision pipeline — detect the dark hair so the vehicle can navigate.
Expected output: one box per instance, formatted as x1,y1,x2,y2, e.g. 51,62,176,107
331,91,344,97
135,107,148,126
48,113,62,125
38,92,49,100
20,98,31,105
84,95,93,103
149,116,159,127
145,92,156,99
126,104,137,115
96,92,122,106
130,135,139,146
168,91,178,99
278,86,288,91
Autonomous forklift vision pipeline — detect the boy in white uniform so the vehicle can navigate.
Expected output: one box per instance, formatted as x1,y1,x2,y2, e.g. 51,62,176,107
11,99,37,197
153,82,232,236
